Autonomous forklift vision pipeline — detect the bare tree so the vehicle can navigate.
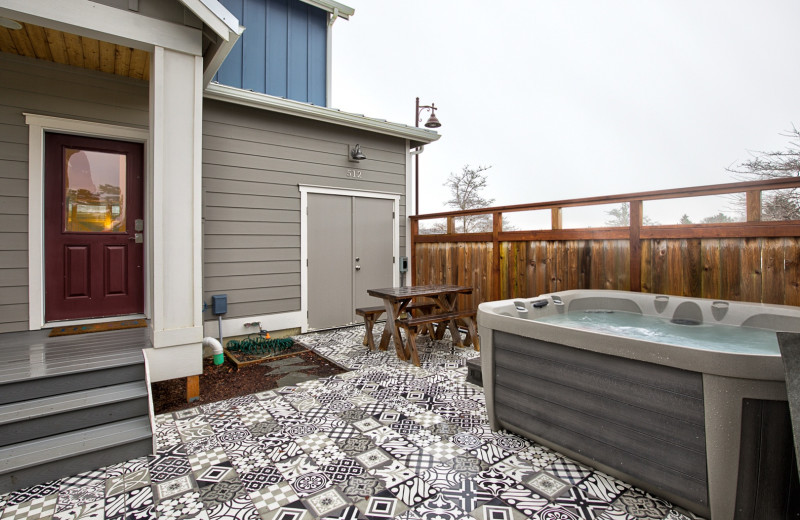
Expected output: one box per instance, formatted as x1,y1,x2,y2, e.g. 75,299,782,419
727,126,800,220
444,165,495,233
604,203,658,226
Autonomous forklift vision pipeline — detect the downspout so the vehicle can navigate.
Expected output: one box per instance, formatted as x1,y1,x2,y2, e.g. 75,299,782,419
203,337,224,365
325,8,338,107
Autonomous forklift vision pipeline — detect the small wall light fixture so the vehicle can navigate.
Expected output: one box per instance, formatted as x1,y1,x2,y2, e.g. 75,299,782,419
350,144,366,162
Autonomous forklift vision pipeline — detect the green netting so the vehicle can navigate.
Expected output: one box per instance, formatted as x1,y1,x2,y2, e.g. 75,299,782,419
226,336,294,356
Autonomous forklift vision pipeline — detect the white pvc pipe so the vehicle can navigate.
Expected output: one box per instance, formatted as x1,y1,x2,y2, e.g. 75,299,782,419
203,336,224,365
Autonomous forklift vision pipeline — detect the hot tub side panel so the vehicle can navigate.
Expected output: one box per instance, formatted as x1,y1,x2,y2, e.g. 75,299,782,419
492,330,709,514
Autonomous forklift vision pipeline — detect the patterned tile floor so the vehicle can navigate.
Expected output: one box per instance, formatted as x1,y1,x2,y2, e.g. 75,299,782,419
0,324,705,520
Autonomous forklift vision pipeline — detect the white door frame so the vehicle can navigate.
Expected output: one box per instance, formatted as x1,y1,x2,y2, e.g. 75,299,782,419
299,185,400,333
25,113,150,330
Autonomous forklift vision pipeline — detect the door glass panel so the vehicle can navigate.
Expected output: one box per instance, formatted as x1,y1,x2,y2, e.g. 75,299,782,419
64,148,126,232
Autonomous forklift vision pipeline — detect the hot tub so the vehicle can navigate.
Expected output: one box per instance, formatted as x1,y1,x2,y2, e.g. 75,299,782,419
478,290,800,520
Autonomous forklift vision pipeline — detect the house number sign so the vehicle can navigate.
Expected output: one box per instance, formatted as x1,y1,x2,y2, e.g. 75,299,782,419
346,169,362,178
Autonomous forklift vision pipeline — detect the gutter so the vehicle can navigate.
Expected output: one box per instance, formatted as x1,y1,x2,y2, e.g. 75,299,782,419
204,82,441,147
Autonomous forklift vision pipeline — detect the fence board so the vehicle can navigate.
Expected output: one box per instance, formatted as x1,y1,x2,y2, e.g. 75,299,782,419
414,230,797,307
684,239,702,297
590,240,605,290
786,238,800,307
701,240,720,300
720,239,742,301
762,238,785,305
740,237,762,303
667,240,683,296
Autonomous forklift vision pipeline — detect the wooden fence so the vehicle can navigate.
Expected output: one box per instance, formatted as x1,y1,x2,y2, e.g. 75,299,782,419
410,178,800,311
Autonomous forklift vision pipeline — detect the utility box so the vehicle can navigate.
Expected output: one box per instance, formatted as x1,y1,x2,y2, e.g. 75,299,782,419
399,256,409,273
211,294,228,315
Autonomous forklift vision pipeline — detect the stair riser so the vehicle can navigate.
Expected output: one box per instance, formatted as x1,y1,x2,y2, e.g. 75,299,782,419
0,398,150,448
0,365,145,405
0,438,152,495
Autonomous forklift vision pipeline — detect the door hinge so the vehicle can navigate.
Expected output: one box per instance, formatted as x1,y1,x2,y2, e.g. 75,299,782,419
392,211,395,219
393,256,396,263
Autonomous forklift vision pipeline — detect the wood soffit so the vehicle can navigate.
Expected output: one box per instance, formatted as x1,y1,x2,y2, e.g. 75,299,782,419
0,22,150,81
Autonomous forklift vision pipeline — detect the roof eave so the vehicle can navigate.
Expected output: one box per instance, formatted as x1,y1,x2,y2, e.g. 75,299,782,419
177,0,243,87
178,0,242,38
204,82,441,147
298,0,355,20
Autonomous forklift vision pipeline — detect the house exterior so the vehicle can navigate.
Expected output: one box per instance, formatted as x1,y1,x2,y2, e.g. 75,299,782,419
0,0,439,384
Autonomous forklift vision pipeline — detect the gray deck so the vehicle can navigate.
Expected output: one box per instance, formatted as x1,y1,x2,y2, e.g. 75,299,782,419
0,326,154,493
0,327,150,385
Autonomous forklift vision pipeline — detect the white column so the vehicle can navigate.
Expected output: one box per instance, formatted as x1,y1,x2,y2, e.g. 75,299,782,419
146,46,204,381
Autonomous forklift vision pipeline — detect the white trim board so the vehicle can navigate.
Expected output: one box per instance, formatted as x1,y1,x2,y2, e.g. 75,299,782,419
299,185,401,333
25,113,150,330
1,0,202,56
202,311,304,338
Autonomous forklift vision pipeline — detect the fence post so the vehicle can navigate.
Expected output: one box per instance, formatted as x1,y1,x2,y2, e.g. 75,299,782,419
630,200,642,292
551,207,563,230
746,190,762,222
446,216,455,234
492,212,502,301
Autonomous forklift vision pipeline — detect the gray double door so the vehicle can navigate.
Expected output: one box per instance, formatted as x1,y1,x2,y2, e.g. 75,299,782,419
308,193,394,329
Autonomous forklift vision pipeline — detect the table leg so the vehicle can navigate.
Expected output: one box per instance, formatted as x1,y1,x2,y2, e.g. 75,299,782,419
435,294,463,346
382,299,407,361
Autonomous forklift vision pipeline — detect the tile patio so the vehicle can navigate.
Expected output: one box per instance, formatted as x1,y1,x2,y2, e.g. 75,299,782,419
0,324,704,520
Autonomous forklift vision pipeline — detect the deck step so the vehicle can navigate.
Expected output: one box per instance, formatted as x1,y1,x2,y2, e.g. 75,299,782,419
0,328,154,494
0,382,150,447
0,417,153,493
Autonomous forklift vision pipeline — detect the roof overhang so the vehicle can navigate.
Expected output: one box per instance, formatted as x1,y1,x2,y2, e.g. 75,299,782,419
204,82,440,147
299,0,355,20
177,0,244,86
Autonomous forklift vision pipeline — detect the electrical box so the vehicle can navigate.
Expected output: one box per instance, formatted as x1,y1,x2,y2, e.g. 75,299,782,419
399,256,409,273
211,294,228,315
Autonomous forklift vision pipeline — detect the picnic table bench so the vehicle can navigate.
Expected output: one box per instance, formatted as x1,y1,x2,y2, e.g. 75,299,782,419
395,308,480,366
355,301,437,350
366,285,478,366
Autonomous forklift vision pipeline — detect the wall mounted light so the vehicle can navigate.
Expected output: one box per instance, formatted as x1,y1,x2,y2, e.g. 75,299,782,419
350,144,366,162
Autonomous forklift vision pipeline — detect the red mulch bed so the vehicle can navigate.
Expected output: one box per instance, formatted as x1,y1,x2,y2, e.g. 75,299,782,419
151,349,347,415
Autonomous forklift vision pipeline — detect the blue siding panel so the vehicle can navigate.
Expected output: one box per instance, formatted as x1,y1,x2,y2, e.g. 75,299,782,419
242,0,267,93
266,0,288,98
215,0,327,105
216,0,244,88
287,1,308,103
307,9,326,105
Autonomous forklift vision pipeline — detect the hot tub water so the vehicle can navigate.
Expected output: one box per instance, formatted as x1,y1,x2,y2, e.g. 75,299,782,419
534,310,780,355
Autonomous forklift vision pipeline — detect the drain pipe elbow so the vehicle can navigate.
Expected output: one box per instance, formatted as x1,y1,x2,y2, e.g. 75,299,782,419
203,337,224,365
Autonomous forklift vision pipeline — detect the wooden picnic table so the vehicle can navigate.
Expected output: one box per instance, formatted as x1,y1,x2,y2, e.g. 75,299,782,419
366,284,473,365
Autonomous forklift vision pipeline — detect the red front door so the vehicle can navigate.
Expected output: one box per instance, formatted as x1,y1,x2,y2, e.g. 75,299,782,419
44,133,144,322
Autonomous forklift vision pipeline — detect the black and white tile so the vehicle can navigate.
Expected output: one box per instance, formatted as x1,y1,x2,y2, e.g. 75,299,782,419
0,326,705,520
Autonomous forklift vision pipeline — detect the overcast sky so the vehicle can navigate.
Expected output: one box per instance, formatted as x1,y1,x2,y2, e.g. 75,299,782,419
330,1,800,226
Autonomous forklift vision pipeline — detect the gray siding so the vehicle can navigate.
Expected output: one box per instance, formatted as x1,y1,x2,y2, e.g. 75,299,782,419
0,53,148,333
202,99,408,321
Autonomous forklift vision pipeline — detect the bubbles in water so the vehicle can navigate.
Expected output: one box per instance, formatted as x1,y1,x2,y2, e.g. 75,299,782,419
535,311,778,355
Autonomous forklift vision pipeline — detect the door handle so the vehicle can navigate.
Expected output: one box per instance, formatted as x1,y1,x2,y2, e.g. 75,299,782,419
355,265,361,271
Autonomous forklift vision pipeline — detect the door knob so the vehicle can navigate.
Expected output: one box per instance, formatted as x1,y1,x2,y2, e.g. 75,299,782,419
355,265,361,271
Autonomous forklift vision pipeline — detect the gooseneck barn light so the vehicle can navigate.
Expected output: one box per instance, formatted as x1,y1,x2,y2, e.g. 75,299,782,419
415,97,442,214
350,144,366,162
